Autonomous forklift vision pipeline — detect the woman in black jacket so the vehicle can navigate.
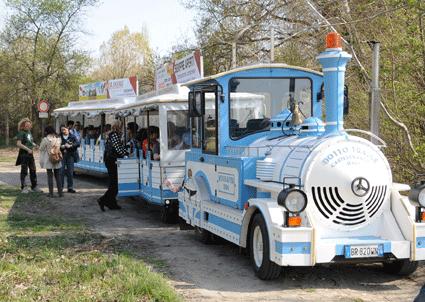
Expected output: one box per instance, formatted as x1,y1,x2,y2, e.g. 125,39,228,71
97,120,128,211
59,124,80,193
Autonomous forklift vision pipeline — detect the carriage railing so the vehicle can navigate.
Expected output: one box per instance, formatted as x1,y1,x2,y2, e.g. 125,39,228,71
225,146,270,157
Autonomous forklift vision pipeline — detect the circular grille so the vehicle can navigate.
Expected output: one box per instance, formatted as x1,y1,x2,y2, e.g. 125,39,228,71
311,185,387,227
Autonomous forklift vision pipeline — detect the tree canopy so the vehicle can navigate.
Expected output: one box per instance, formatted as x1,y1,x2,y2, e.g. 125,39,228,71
0,0,99,139
177,0,425,182
90,25,154,94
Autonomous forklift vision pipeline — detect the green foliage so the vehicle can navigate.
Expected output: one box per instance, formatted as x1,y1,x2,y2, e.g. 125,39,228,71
91,25,154,94
0,0,99,139
0,186,183,302
179,0,425,183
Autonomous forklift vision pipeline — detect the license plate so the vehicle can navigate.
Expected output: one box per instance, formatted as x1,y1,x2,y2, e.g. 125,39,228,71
344,244,384,258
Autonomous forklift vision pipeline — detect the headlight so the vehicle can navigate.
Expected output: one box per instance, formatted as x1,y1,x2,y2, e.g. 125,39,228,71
409,181,425,208
277,188,307,213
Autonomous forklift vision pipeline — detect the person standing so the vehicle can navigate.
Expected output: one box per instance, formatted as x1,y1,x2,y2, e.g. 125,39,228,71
59,124,80,193
414,282,425,302
39,126,63,197
97,120,128,211
15,118,42,194
71,121,83,143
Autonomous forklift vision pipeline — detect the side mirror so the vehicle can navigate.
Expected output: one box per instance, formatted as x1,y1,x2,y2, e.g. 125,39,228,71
188,90,204,117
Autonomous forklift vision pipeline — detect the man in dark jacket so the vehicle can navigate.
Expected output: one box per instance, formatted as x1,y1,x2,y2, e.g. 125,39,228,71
59,124,80,193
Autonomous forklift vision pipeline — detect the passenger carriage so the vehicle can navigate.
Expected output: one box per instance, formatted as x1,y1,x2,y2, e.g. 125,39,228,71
178,33,425,279
114,85,194,221
52,97,136,174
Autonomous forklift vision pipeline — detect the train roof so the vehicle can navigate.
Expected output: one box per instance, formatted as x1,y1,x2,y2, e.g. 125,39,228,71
52,84,189,117
183,63,323,87
52,97,135,117
114,84,189,114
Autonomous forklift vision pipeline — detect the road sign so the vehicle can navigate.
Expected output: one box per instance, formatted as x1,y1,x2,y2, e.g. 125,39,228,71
39,112,48,118
38,100,49,112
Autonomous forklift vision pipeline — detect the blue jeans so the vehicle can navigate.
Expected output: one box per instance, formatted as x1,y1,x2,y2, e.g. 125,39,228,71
415,282,425,302
60,152,74,189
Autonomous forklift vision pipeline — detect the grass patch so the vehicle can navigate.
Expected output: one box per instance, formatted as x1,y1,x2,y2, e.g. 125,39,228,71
0,142,18,162
0,138,17,149
0,187,184,301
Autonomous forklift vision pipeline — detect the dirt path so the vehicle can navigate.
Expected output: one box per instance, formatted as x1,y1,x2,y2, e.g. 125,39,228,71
0,149,424,302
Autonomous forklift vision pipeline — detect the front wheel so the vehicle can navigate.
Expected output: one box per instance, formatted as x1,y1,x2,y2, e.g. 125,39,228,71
249,214,281,280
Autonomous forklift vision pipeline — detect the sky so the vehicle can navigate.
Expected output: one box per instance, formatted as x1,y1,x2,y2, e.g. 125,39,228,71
0,0,198,57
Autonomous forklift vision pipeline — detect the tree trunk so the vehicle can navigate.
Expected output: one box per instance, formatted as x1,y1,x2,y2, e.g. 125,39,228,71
5,108,9,147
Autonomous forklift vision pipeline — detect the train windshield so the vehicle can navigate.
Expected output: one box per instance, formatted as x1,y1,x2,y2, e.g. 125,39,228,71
229,77,312,139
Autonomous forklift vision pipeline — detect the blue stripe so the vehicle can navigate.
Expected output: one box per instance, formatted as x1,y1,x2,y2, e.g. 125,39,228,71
275,241,310,254
179,202,186,213
208,213,241,235
417,237,425,249
118,183,139,191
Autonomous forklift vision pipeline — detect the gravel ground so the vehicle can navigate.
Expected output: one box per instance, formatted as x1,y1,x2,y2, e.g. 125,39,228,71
0,148,424,302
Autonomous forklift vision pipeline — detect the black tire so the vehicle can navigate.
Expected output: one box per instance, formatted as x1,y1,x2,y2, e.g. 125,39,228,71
383,259,419,276
249,214,282,280
194,226,213,244
161,202,178,224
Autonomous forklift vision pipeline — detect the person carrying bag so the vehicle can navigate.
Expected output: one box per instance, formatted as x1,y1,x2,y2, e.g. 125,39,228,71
39,126,63,197
97,120,128,211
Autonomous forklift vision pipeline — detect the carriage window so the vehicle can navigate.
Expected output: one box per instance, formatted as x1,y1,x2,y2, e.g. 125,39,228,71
229,78,312,139
167,110,190,150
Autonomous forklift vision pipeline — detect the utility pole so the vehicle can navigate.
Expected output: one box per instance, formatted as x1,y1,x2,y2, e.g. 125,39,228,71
232,25,255,69
270,26,275,63
369,41,381,145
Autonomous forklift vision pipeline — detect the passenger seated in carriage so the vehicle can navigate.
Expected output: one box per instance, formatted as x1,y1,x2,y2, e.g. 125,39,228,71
167,121,181,149
85,125,98,144
142,126,160,160
133,128,147,158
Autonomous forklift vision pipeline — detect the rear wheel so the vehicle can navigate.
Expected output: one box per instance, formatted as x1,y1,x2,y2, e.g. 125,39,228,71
161,201,178,224
249,214,281,280
194,226,213,244
383,259,419,276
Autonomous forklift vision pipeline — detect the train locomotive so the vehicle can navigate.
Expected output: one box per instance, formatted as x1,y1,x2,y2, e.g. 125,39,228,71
178,33,425,279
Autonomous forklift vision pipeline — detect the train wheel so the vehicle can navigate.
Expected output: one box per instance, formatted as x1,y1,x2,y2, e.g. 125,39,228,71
383,259,419,276
161,202,178,224
194,226,213,244
249,214,281,280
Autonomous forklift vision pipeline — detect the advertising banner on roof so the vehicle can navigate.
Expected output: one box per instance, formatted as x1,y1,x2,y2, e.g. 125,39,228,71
154,50,203,90
79,76,138,101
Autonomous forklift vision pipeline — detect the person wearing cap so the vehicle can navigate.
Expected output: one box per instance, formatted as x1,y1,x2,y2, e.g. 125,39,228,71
84,125,98,144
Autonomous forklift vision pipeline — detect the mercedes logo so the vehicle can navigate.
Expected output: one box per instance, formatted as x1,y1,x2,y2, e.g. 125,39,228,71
351,177,370,197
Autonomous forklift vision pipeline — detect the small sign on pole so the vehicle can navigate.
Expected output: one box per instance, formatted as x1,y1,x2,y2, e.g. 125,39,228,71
38,100,49,113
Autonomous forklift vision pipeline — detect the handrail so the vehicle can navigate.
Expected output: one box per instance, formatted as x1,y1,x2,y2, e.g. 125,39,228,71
265,129,386,151
225,145,270,157
225,129,386,157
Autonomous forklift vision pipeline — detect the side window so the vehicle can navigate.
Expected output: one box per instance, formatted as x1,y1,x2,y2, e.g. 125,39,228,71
192,116,202,149
167,110,190,150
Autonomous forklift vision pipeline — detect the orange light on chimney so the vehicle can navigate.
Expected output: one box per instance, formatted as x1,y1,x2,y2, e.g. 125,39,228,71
326,32,342,49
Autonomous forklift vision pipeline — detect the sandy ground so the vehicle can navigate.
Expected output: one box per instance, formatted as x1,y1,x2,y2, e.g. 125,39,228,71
0,148,424,302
